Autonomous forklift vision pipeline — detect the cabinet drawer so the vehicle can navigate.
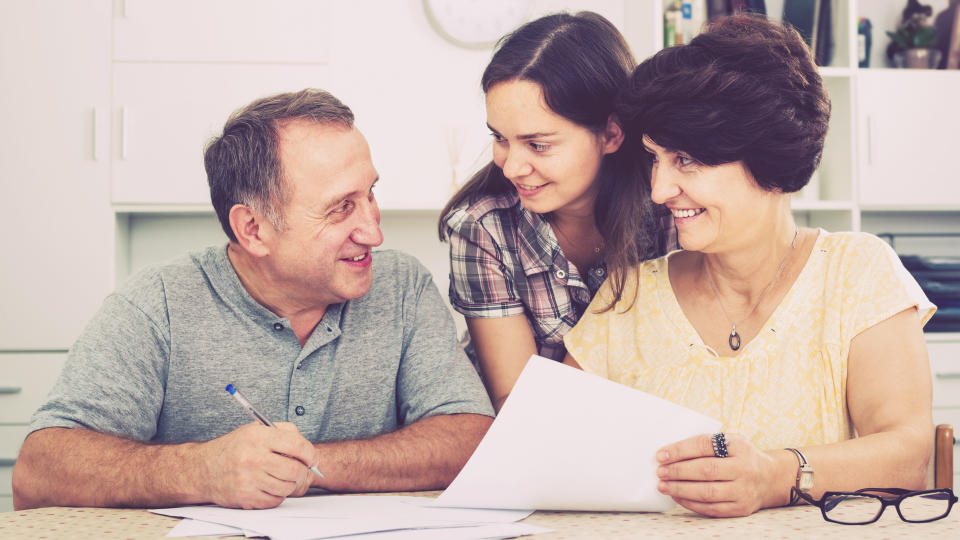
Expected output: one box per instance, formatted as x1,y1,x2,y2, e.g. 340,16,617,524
114,0,328,63
929,340,960,408
0,465,10,497
0,353,66,423
0,426,31,462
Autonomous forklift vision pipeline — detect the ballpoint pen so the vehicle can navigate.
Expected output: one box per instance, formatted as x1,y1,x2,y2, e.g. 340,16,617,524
225,383,325,478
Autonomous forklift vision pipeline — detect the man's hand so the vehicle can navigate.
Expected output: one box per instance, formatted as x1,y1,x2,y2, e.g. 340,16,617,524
196,422,320,509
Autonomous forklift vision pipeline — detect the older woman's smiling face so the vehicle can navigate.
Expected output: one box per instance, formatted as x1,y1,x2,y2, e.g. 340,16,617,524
643,136,782,254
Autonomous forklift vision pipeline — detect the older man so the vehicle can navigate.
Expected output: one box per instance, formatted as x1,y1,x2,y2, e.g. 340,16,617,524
12,89,494,510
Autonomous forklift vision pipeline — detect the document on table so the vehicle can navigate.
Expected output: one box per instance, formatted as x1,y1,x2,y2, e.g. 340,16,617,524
152,495,543,540
433,355,721,512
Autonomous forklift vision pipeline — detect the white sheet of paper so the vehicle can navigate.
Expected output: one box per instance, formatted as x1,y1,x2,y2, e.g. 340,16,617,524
166,518,244,537
151,495,533,540
309,523,551,540
434,355,722,512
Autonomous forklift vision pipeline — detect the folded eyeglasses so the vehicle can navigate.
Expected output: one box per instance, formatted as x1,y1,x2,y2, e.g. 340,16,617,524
791,487,957,525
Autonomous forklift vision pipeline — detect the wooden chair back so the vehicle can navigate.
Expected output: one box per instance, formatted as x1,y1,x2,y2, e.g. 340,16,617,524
935,424,954,490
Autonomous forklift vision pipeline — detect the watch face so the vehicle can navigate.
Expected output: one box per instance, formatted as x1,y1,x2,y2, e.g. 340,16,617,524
798,469,815,491
422,0,531,49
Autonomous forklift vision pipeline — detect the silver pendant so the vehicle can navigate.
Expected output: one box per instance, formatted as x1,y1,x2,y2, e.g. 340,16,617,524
729,329,741,351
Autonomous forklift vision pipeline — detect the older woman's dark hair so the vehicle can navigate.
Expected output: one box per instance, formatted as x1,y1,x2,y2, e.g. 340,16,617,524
439,11,669,311
619,14,831,193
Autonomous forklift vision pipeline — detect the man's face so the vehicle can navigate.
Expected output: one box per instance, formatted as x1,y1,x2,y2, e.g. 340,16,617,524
260,120,383,309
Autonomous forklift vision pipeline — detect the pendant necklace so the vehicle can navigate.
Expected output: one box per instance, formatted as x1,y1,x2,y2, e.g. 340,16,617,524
551,220,604,256
704,228,799,351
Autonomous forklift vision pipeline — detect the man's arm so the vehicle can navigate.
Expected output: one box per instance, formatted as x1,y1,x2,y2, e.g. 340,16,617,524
13,422,320,510
311,413,492,492
313,253,494,492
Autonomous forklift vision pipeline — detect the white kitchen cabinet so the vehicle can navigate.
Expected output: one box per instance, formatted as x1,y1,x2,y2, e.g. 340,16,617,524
928,335,960,490
857,70,960,208
0,352,66,512
0,425,33,513
113,0,329,63
0,0,115,349
0,353,68,424
111,63,328,206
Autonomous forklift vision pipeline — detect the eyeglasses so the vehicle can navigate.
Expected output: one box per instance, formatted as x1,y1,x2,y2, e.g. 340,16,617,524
792,487,957,525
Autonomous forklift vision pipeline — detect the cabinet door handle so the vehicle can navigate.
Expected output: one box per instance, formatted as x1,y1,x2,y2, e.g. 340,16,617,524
92,107,98,161
0,386,22,394
120,107,128,160
0,458,15,467
934,373,960,380
866,115,875,167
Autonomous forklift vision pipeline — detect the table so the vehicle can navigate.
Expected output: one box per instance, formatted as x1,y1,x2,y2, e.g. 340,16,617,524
1,495,958,539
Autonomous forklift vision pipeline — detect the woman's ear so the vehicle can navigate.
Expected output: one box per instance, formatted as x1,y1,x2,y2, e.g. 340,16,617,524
229,203,270,257
601,114,625,155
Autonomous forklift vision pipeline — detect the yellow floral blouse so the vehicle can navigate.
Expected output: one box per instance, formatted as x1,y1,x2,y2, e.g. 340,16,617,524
564,230,935,450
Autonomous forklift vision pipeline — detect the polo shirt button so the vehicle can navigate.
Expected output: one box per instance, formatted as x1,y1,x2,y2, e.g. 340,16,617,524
273,323,284,331
555,269,566,279
326,326,333,332
295,405,305,416
595,267,605,277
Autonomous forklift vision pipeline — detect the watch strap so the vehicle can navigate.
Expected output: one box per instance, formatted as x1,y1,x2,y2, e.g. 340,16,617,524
785,447,814,505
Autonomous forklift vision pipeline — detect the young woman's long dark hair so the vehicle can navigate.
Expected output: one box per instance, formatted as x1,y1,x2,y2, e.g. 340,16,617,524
438,11,666,311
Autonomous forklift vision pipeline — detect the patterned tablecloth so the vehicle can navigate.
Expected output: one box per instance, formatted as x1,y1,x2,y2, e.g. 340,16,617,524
1,495,957,539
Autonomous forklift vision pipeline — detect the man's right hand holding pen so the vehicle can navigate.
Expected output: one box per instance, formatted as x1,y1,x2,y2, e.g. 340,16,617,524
194,420,322,509
184,384,324,509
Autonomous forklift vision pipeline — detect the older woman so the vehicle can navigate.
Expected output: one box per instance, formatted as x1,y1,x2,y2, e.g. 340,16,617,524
564,15,936,517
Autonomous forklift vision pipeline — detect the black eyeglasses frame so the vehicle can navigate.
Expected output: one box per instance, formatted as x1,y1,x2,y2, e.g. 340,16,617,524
791,487,958,525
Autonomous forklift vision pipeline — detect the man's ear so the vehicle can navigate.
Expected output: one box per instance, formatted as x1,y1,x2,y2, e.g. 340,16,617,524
228,203,270,257
601,114,625,155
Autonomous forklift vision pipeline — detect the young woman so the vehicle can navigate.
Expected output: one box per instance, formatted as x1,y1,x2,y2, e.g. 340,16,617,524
565,14,935,517
439,12,674,411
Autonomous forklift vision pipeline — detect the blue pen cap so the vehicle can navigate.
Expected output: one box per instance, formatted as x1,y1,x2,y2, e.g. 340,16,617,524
225,384,237,394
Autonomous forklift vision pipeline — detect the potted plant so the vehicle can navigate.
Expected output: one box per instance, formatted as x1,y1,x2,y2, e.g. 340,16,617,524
887,0,942,68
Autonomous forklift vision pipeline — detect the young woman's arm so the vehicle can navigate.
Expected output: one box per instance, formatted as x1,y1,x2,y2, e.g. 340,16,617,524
467,314,539,412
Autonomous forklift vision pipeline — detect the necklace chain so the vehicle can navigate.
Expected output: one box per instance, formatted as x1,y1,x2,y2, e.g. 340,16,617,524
551,220,604,254
704,228,799,351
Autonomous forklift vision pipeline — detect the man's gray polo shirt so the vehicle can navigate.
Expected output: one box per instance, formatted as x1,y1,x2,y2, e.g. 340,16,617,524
30,245,493,443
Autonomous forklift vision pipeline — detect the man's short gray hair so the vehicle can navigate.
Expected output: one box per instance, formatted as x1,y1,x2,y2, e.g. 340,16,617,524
204,88,355,242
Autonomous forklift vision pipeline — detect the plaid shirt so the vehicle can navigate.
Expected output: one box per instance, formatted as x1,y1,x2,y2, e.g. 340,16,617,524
443,192,674,362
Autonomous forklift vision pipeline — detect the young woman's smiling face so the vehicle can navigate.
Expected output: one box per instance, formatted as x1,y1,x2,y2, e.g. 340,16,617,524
485,79,622,217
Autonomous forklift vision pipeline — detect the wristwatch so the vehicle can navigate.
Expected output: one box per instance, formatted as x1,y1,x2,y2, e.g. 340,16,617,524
785,447,814,503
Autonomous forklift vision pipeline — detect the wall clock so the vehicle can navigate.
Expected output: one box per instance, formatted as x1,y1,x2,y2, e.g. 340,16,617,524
422,0,532,49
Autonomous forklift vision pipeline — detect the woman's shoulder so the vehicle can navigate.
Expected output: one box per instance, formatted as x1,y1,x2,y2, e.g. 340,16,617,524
816,229,895,261
442,191,522,232
596,252,672,308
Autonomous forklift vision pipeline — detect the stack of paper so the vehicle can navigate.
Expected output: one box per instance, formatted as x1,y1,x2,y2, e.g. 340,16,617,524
152,495,546,539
